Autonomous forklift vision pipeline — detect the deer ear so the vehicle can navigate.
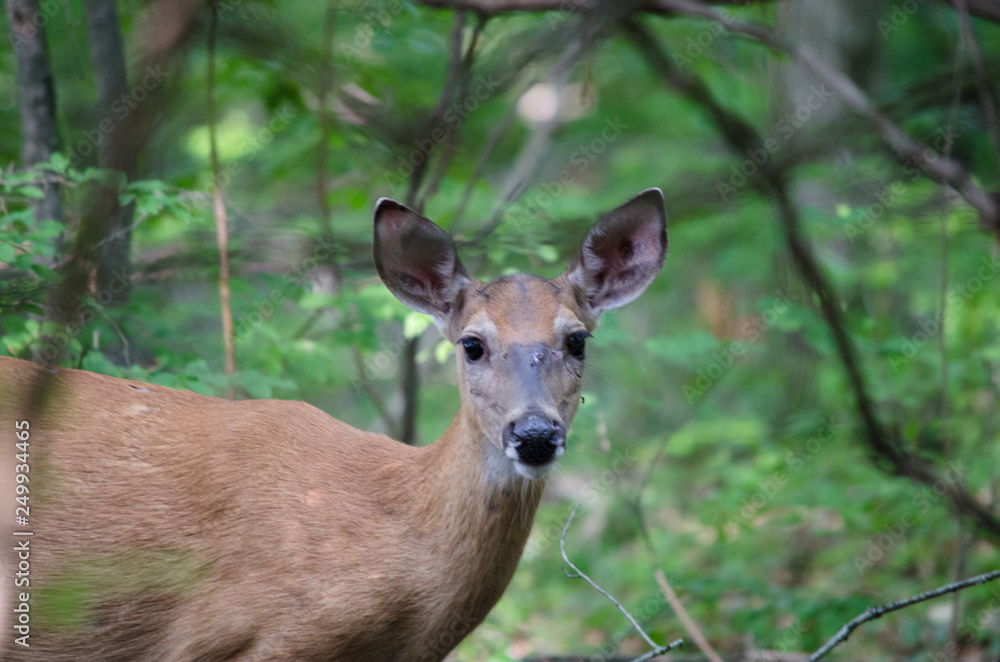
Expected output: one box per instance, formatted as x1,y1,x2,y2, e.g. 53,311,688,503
373,199,470,321
564,188,667,314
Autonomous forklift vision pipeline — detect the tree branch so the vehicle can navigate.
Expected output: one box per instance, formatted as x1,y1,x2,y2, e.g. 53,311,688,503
316,0,338,244
419,0,1000,25
417,0,750,13
83,0,136,309
5,0,63,230
419,0,1000,236
415,12,489,210
561,505,684,662
649,0,1000,236
809,568,1000,661
624,17,1000,545
653,569,723,662
394,10,483,444
208,0,235,397
952,0,1000,183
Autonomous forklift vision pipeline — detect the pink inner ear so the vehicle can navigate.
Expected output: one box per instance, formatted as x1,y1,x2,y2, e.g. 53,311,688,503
591,215,662,277
374,198,468,316
580,201,666,312
394,245,453,292
378,205,416,234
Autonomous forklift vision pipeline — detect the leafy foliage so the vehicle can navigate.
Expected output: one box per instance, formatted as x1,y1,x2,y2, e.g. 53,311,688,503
1,1,999,659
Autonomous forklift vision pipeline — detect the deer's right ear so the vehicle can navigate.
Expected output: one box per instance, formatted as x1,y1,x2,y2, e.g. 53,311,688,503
373,198,470,321
564,188,667,315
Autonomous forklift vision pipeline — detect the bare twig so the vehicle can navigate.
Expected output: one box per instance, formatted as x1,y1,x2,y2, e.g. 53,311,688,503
95,306,131,369
316,0,341,288
989,360,1000,509
449,105,518,229
416,12,489,210
560,505,684,661
398,10,474,444
653,569,723,662
351,346,399,433
468,22,597,245
943,30,965,653
809,569,1000,661
406,10,470,211
449,2,639,234
207,0,235,398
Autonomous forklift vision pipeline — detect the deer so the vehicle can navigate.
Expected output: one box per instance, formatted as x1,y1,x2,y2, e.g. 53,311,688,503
0,188,667,661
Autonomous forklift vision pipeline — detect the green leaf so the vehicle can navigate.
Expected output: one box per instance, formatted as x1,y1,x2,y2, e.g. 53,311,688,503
36,220,65,237
81,168,126,188
0,243,17,263
14,253,34,271
434,337,453,363
403,312,431,339
644,331,721,368
0,210,33,230
46,153,69,173
30,263,59,282
14,186,44,199
535,244,559,263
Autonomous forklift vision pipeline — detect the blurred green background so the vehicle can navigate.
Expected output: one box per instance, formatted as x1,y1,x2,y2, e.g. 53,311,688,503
1,0,999,659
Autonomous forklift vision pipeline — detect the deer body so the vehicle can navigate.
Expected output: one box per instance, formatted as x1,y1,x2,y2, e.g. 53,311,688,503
0,189,666,660
1,365,537,660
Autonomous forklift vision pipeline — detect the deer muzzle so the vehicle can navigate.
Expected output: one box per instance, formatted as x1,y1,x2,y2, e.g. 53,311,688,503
503,410,566,467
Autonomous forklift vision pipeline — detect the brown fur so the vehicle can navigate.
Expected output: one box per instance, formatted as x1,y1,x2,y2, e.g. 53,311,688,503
0,189,666,660
0,353,545,661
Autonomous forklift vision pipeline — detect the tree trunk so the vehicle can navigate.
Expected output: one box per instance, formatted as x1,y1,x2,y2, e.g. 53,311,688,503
5,0,63,225
82,0,136,308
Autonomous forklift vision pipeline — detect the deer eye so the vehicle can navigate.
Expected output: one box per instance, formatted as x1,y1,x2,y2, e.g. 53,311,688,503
566,332,590,359
460,337,484,362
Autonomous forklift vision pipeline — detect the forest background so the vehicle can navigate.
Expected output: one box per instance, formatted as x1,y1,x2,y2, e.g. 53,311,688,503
2,0,999,659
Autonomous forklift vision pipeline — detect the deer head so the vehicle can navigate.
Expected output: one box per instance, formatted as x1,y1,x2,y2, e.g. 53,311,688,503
373,188,667,481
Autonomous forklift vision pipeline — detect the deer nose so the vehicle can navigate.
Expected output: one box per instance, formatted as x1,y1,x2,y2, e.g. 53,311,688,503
503,410,566,466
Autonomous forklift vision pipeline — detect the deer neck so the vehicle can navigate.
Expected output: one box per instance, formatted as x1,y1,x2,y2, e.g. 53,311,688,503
412,403,544,614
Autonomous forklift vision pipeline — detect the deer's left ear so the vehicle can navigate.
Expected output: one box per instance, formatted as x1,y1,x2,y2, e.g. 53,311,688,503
564,188,668,314
373,198,470,322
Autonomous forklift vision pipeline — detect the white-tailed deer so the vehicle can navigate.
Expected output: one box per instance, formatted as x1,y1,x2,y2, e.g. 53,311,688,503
0,189,666,661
